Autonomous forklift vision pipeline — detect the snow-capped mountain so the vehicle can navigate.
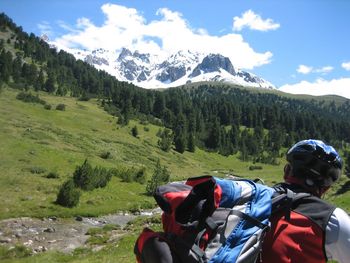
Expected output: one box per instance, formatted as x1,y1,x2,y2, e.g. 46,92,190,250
49,39,275,89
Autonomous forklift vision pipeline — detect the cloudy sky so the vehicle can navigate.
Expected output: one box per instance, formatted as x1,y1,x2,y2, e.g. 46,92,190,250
1,0,350,98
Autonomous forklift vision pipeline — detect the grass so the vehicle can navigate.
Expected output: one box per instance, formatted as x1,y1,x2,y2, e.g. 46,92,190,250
0,87,290,220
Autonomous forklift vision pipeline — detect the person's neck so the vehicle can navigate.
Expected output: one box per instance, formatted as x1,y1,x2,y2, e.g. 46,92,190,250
284,177,322,197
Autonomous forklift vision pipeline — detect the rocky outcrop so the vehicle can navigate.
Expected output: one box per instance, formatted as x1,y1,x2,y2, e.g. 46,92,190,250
190,54,236,77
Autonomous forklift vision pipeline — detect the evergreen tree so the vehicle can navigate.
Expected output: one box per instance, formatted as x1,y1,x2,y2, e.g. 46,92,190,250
174,130,187,154
0,50,12,83
153,92,165,118
12,56,22,83
173,113,187,153
206,118,220,150
56,179,80,208
44,73,56,93
158,128,173,152
131,125,138,137
73,159,94,190
187,132,196,152
146,160,170,195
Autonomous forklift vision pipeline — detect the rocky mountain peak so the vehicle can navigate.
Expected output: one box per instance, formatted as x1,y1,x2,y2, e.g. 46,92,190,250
57,43,275,89
189,54,236,78
117,48,133,61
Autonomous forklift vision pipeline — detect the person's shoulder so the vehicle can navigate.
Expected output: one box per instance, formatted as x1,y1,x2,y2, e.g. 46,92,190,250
333,207,350,222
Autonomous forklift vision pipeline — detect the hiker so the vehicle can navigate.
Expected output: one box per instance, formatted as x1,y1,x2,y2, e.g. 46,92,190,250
135,139,350,263
261,139,350,263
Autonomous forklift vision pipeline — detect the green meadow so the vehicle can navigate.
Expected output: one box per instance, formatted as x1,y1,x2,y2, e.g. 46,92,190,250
0,87,349,262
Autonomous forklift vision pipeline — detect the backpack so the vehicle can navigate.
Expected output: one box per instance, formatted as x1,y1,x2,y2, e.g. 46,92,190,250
134,176,304,263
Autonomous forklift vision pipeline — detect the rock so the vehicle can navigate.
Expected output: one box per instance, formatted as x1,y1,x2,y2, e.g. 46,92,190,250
75,216,83,221
0,237,12,243
34,246,48,253
48,216,57,221
44,227,55,233
24,239,33,246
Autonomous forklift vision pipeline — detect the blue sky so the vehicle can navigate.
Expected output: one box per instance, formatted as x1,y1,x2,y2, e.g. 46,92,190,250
1,0,350,98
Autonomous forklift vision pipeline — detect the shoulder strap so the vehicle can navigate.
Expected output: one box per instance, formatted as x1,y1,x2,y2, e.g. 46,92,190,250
272,185,310,221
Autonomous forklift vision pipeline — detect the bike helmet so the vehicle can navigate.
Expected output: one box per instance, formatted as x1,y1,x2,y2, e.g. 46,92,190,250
286,139,342,187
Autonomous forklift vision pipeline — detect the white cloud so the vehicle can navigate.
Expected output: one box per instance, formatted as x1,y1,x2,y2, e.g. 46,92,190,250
279,78,350,99
342,61,350,71
233,10,280,32
37,21,53,37
51,4,273,69
297,64,333,75
314,66,333,74
297,65,313,74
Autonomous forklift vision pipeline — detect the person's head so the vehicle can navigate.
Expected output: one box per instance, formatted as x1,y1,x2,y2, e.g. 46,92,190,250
284,139,342,197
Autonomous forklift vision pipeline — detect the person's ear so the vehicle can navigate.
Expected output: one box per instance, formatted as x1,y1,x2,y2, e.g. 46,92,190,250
283,164,293,182
284,164,291,175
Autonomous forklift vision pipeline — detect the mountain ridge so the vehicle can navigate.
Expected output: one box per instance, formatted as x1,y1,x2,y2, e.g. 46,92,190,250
47,37,275,90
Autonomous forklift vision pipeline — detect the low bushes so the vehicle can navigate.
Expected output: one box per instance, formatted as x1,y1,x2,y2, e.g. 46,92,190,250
46,171,59,179
55,103,66,111
56,159,114,208
73,159,113,191
117,167,146,184
16,91,46,105
99,151,112,159
56,160,148,208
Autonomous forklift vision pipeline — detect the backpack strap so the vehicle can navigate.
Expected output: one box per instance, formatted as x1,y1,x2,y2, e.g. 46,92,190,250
230,210,269,229
272,186,311,221
165,232,207,263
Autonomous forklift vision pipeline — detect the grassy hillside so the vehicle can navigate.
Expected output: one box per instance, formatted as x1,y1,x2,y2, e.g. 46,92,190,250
181,81,349,105
0,87,349,263
0,87,287,220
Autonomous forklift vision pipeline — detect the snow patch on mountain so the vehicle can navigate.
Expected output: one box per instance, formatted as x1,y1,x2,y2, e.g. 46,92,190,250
47,38,275,90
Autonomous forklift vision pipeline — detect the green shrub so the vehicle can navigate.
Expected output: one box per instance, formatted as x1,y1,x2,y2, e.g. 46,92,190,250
249,165,263,171
56,103,66,111
73,159,113,190
78,93,90,101
0,244,32,260
131,125,139,137
73,159,94,190
99,151,112,159
46,171,59,179
118,167,135,183
44,104,52,110
30,166,46,174
117,167,146,184
56,179,80,208
134,167,147,184
16,92,46,105
146,160,171,195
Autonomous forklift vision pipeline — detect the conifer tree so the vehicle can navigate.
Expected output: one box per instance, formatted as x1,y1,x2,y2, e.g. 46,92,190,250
131,125,138,137
146,160,170,195
187,132,196,152
44,73,56,93
56,179,80,208
158,128,173,152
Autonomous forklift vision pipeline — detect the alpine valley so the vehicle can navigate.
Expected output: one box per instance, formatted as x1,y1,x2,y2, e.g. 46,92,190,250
48,37,275,90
